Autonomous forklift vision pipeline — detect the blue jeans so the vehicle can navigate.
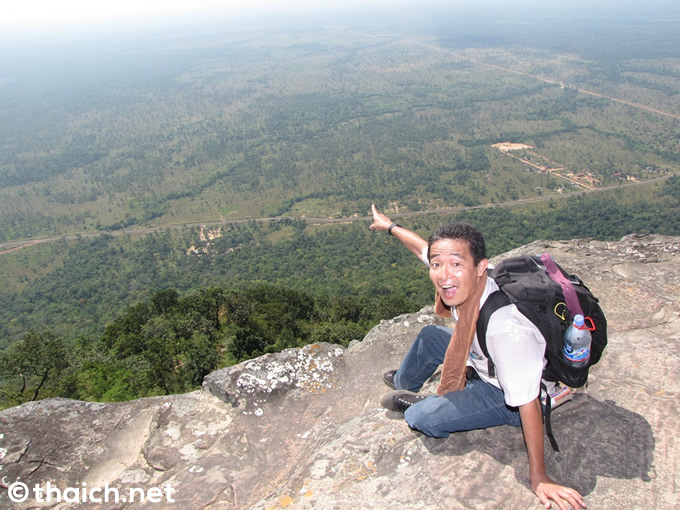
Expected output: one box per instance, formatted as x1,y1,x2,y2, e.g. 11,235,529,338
394,324,522,438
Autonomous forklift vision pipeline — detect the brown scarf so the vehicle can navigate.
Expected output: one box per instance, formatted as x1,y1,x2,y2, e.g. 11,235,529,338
434,271,488,396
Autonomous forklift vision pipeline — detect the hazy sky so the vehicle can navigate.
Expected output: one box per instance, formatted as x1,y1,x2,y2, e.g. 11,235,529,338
3,0,679,37
2,0,373,32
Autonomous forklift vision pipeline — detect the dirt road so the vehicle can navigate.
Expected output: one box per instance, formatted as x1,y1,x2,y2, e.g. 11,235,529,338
0,175,672,256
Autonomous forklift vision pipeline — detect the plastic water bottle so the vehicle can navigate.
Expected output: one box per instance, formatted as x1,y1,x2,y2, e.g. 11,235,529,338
563,314,592,367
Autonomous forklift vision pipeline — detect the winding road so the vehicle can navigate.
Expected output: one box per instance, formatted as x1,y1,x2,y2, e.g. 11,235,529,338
0,174,673,255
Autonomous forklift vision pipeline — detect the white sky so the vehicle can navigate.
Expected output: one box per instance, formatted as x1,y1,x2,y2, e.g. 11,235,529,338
3,0,678,34
1,0,364,32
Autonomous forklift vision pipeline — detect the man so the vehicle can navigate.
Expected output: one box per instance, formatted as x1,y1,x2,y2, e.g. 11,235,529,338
370,205,586,510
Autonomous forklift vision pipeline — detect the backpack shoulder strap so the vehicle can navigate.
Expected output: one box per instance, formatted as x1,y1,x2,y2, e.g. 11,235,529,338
540,253,584,318
476,289,513,377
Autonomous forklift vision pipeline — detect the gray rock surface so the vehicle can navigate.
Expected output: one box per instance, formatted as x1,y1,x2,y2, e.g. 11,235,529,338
1,234,678,509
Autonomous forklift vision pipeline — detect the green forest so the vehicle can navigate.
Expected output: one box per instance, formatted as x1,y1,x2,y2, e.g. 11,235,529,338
1,177,679,408
0,7,679,409
1,13,679,241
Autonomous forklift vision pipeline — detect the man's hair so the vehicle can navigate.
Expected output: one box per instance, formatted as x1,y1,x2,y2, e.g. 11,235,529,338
427,223,487,266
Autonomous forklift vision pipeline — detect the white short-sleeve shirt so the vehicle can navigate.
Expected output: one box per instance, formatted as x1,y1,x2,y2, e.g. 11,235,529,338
469,279,547,406
421,248,546,407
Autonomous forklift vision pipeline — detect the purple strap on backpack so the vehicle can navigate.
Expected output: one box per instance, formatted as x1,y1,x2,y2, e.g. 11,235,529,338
540,253,584,317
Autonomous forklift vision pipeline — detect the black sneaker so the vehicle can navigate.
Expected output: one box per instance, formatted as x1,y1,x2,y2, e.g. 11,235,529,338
382,370,397,389
380,390,430,413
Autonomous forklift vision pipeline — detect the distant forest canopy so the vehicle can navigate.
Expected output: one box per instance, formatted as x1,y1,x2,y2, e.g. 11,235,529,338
0,10,679,241
0,178,677,345
0,7,679,407
1,180,680,408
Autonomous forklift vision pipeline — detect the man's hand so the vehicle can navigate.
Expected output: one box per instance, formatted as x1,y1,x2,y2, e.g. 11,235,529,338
369,204,393,232
368,203,428,257
532,473,586,510
519,399,586,510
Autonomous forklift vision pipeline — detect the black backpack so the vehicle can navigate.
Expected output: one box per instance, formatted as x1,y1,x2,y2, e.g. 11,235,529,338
475,254,608,451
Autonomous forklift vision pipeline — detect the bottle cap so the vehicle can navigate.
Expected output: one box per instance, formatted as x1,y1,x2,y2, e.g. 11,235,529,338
574,314,585,327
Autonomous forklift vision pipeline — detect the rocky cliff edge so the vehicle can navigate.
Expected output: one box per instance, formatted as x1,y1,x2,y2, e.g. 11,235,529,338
0,235,678,509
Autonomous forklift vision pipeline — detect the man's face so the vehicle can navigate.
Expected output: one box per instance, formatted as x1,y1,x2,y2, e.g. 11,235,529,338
429,238,488,308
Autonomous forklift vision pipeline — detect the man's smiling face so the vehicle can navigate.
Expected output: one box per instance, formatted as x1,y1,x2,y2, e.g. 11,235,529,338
428,238,488,308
